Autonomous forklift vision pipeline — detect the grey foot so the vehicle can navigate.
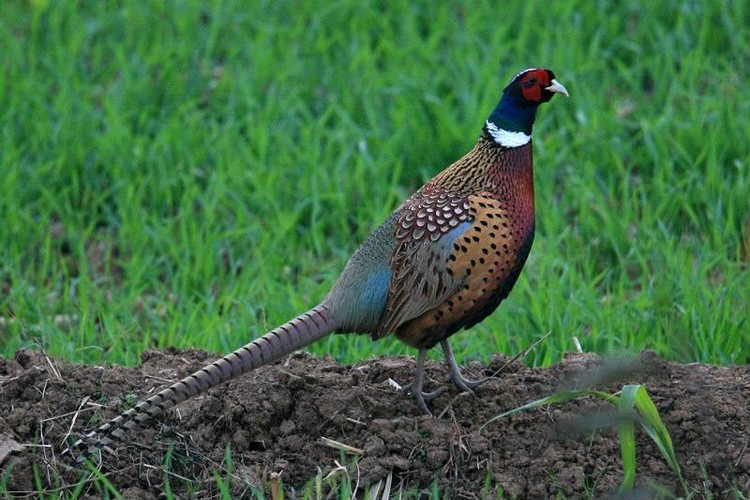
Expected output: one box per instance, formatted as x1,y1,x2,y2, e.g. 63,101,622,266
400,382,448,415
440,340,490,394
401,348,447,415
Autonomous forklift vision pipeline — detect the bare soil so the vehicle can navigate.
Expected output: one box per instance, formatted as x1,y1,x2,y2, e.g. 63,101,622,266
1,348,749,499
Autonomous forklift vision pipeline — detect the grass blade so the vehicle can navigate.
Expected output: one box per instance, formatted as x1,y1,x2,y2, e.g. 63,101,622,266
86,460,123,499
213,468,231,499
481,390,586,429
163,446,175,500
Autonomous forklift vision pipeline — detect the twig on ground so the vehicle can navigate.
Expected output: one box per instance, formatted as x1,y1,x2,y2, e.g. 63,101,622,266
60,396,90,446
485,330,553,380
44,355,63,381
318,437,364,456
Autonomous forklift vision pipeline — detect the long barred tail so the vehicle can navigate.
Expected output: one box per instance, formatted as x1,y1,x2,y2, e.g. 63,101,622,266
67,304,334,462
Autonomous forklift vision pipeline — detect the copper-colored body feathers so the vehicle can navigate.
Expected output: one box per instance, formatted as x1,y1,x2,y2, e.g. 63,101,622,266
68,68,566,458
383,137,536,347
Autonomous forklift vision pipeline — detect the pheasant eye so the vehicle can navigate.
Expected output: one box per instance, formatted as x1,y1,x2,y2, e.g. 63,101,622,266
529,77,537,84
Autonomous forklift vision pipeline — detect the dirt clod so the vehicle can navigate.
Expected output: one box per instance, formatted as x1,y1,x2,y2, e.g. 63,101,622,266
1,349,749,499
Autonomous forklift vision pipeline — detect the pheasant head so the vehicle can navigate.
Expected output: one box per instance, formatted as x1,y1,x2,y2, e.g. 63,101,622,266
485,68,568,147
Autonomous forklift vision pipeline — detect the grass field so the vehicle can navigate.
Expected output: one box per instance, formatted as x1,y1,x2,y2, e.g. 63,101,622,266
1,0,748,371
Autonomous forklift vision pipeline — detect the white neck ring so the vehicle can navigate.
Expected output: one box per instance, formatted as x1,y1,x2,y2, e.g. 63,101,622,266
485,120,531,147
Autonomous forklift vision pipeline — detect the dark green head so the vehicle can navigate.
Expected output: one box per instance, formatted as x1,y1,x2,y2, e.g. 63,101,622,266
485,68,568,145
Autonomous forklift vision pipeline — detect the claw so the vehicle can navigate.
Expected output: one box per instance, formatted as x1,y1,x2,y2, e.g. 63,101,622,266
400,382,448,400
400,342,491,416
401,383,448,415
399,348,446,415
441,340,490,393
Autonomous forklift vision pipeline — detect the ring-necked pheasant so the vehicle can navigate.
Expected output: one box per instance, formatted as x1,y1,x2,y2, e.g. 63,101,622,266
69,68,568,460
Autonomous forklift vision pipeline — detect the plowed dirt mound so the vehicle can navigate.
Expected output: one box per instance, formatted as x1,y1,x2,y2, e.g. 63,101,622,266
1,349,748,499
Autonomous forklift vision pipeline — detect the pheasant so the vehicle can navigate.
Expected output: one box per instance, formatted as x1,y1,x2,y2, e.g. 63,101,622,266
68,68,568,460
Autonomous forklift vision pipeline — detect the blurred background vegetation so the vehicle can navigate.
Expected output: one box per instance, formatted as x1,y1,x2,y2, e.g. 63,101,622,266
0,0,748,367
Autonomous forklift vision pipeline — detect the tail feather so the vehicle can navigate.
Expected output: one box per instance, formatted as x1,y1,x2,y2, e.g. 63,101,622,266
67,304,334,462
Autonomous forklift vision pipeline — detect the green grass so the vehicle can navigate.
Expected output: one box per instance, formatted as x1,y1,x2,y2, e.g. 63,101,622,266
0,0,748,369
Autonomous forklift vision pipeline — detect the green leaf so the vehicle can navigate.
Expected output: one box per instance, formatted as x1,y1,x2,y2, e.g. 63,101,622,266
617,386,638,491
487,383,687,495
618,419,636,490
626,384,688,494
481,390,586,430
590,390,621,405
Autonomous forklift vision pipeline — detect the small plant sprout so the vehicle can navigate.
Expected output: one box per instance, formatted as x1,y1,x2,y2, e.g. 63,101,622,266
483,383,688,496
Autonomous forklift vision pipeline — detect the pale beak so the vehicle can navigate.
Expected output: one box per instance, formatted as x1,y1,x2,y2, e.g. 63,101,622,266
545,79,569,97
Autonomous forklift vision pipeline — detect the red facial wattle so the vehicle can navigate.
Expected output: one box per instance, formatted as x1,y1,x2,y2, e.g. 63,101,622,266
520,70,551,102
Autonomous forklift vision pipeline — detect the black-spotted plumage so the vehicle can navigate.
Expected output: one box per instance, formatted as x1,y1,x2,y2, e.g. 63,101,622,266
68,68,568,461
389,140,537,349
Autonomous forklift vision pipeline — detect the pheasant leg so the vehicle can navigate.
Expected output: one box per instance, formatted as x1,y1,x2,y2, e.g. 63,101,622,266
400,348,447,415
440,340,489,393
